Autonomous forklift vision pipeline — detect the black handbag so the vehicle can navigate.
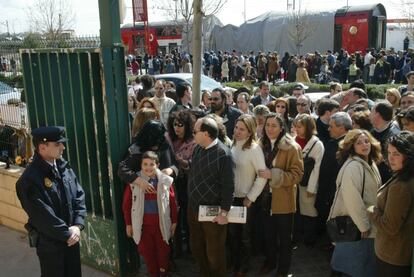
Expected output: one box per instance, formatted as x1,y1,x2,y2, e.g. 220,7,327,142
299,141,318,187
326,163,365,242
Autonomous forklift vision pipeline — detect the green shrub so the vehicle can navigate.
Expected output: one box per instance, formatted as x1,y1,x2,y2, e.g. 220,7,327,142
0,74,24,88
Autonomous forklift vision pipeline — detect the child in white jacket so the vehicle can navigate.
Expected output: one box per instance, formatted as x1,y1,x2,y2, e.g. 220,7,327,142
122,151,178,277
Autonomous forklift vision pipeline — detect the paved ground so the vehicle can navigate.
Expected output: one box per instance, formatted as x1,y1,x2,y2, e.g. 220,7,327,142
0,225,332,277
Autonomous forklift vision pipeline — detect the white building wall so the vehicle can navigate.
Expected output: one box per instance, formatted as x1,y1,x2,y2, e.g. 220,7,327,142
386,26,414,50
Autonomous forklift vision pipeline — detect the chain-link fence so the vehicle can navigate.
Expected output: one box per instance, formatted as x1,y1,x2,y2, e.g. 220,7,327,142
0,35,100,167
0,35,101,75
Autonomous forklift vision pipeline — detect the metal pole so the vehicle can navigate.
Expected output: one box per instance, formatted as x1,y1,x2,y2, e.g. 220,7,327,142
98,0,122,47
244,0,246,23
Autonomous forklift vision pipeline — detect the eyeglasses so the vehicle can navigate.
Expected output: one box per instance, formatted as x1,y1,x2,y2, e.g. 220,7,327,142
296,103,308,107
174,122,184,128
211,97,221,101
276,105,286,109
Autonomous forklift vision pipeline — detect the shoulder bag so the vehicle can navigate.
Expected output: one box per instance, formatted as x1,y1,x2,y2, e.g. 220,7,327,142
326,162,365,242
299,140,318,187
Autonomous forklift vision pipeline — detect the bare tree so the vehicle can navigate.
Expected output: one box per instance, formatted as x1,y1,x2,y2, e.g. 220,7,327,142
397,0,414,41
287,9,317,55
26,0,76,42
153,0,226,52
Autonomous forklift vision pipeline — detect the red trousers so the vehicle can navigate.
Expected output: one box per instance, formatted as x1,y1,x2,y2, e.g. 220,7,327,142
137,224,170,277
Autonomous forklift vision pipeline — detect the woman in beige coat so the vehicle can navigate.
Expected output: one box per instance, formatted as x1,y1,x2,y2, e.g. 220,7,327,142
329,129,382,277
295,60,311,83
367,131,414,277
258,113,304,277
293,114,324,247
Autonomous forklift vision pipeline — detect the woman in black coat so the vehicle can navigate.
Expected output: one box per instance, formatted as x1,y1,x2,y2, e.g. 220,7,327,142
118,120,178,188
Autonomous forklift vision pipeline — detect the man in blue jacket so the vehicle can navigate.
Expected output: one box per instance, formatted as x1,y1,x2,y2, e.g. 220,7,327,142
16,126,86,277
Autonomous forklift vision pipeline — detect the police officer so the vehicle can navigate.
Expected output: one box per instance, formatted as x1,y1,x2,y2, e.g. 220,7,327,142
16,126,86,277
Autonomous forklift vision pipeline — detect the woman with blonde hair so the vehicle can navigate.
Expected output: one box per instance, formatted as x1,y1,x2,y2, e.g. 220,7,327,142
138,97,158,111
385,88,401,112
131,108,160,139
293,114,324,247
329,129,382,277
296,60,311,83
229,114,267,276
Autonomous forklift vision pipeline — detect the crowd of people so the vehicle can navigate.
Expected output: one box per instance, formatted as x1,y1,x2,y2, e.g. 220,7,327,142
119,69,414,277
126,46,414,85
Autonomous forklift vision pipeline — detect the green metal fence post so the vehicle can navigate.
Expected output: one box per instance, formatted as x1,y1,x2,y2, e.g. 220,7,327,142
98,1,130,276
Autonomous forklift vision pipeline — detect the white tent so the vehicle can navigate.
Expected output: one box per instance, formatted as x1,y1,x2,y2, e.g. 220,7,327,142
208,11,335,55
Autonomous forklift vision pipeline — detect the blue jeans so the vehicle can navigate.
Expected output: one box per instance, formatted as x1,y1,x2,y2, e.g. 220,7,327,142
331,238,376,277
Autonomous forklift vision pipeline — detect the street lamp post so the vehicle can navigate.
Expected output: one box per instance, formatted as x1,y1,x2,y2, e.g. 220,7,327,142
0,20,10,36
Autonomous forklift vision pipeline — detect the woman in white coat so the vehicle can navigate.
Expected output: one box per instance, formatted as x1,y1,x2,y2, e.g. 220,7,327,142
229,114,267,276
293,114,324,247
329,129,382,277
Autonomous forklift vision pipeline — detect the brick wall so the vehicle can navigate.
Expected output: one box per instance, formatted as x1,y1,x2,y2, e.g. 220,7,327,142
0,164,27,233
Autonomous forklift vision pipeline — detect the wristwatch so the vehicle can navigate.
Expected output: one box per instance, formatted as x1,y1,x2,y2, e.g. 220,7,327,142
220,210,228,217
75,224,85,231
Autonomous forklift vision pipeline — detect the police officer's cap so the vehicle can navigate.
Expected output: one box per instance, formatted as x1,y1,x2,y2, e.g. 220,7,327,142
32,126,68,143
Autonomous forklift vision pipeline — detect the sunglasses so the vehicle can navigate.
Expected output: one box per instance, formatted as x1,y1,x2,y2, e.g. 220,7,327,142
296,103,307,107
174,122,184,128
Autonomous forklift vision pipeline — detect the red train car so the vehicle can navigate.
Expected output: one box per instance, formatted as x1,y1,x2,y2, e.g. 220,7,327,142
121,22,182,56
334,4,387,53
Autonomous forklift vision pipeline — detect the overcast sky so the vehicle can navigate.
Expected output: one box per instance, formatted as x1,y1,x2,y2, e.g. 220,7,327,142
0,0,402,35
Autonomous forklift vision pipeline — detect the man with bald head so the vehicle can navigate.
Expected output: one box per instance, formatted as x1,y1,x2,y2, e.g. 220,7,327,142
187,117,235,277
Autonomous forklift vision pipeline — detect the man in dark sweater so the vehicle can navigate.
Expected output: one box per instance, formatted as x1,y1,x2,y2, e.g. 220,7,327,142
187,117,234,277
316,99,340,145
316,112,352,234
370,101,401,183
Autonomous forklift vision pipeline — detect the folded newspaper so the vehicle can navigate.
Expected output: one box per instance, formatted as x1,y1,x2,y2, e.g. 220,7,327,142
198,205,247,224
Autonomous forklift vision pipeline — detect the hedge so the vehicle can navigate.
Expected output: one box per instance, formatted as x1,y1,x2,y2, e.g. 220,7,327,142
0,74,24,88
224,82,400,100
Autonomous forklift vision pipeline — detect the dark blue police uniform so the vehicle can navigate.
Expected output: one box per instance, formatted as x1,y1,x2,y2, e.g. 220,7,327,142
16,126,86,277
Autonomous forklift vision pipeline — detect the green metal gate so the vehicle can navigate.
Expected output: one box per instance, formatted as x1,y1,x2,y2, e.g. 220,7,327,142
20,46,131,276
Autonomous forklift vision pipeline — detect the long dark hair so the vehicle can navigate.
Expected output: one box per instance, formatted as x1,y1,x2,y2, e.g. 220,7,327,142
261,113,287,166
135,120,166,151
387,131,414,181
167,110,195,142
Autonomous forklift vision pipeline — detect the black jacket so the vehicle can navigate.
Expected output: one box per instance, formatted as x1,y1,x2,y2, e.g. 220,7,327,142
251,94,276,107
16,153,86,243
316,117,331,145
371,122,401,182
212,105,243,138
118,142,177,185
315,136,343,213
